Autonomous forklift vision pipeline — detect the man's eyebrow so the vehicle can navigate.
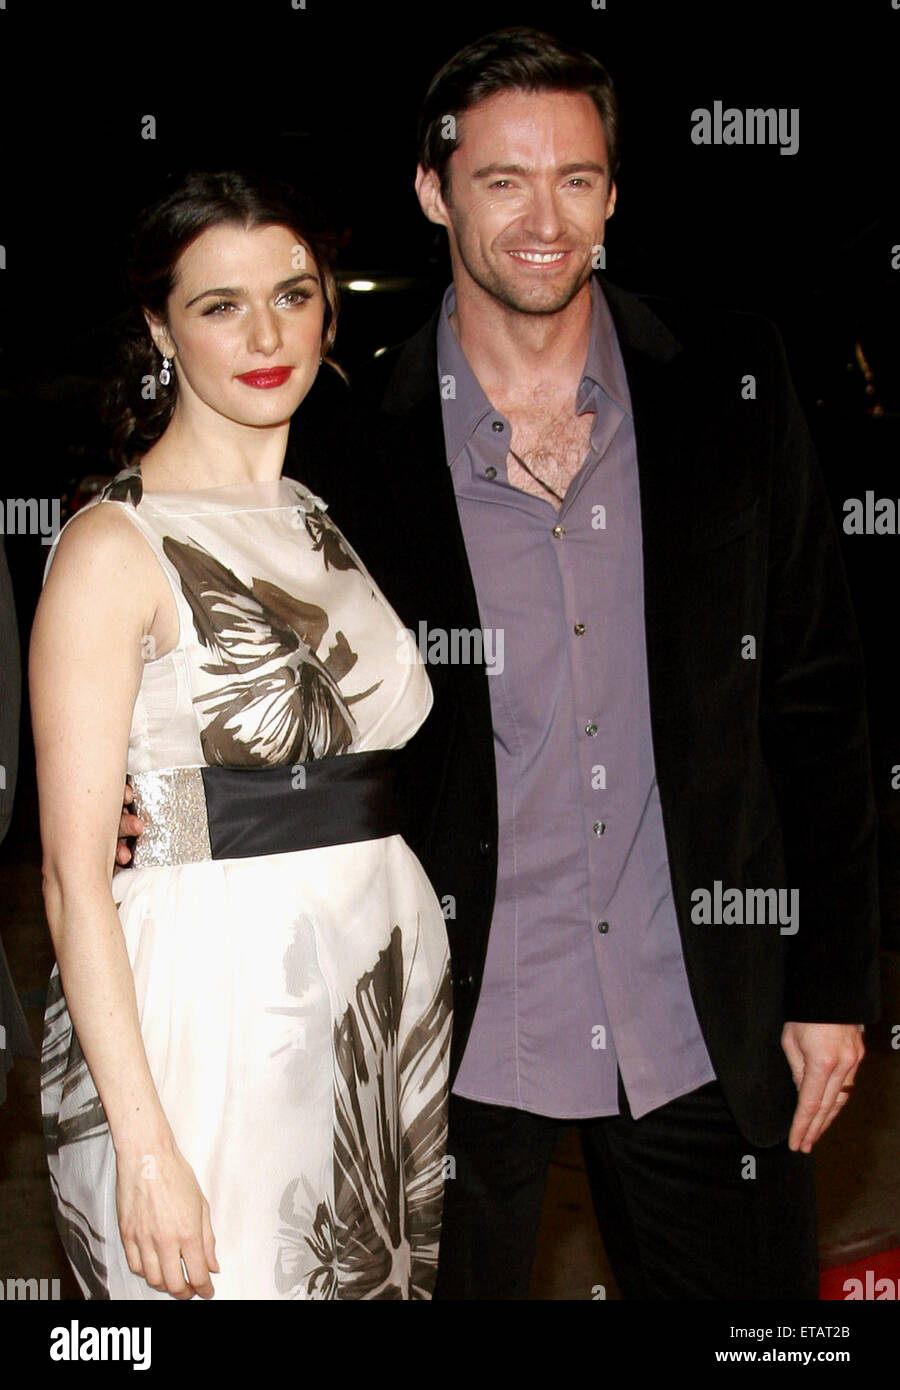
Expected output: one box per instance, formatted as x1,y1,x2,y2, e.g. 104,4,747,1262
558,161,606,177
184,272,319,309
472,163,531,179
471,161,607,179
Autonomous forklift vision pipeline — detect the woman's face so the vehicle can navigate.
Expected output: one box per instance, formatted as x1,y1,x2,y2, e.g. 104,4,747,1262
147,221,326,431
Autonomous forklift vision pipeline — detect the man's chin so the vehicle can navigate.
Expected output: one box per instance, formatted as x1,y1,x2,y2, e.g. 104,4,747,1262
486,261,592,316
493,279,588,316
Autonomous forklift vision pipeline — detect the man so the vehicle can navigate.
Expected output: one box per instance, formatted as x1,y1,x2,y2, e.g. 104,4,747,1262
121,28,879,1299
302,26,878,1300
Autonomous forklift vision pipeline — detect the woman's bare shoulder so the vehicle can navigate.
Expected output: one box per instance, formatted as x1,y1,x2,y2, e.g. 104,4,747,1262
40,499,164,641
48,499,153,577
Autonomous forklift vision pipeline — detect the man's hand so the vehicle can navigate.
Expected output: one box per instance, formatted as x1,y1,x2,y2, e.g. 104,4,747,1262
116,782,145,867
782,1021,864,1154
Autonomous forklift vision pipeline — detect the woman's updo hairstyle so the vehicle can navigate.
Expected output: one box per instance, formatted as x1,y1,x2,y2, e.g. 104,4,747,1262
103,168,341,467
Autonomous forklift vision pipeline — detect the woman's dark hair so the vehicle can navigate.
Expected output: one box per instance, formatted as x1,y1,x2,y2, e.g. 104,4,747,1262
103,169,341,467
417,27,620,202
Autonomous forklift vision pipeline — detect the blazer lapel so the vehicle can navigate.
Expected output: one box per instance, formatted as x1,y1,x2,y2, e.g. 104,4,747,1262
376,309,498,799
598,279,699,800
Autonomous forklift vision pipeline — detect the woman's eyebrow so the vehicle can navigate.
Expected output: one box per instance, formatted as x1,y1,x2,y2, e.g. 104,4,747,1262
184,272,319,309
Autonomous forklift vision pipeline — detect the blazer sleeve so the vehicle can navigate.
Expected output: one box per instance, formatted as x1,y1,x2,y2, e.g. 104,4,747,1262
759,321,880,1021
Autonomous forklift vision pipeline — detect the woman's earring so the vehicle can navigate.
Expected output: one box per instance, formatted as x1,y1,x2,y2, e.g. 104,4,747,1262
159,356,172,386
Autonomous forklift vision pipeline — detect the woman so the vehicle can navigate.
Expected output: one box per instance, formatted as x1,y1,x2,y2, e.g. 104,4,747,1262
30,170,452,1300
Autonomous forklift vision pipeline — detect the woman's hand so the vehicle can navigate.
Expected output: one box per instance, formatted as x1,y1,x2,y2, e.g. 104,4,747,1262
116,1136,219,1299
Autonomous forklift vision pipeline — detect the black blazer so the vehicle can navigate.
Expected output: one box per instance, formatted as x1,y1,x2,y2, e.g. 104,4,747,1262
286,274,881,1146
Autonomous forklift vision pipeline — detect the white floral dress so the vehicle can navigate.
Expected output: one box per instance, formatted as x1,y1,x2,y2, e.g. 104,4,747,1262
40,465,452,1300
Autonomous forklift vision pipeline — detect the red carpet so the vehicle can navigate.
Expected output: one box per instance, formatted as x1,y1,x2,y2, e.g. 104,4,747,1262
819,1247,900,1300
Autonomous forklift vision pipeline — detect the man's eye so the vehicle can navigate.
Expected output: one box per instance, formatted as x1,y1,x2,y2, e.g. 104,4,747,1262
489,180,513,189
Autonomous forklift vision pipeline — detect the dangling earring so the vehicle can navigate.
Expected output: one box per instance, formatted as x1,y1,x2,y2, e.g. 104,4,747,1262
159,356,172,386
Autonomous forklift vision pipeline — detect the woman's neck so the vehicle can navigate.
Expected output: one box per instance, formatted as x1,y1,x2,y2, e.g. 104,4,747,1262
137,414,289,493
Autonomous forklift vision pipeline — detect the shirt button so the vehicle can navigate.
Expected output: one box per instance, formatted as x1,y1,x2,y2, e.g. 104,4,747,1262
597,920,610,934
491,420,505,432
479,838,492,856
485,466,497,480
552,525,566,538
574,622,586,635
593,821,606,836
585,722,598,737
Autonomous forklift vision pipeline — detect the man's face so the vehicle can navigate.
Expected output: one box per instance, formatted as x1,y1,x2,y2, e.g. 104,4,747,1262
416,88,616,316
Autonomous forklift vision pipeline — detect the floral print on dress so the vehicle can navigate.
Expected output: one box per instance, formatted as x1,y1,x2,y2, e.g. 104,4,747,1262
162,536,383,766
274,926,452,1299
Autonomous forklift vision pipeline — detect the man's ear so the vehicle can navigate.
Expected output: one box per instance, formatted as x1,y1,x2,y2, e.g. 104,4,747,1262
143,309,175,360
606,179,617,220
415,164,451,229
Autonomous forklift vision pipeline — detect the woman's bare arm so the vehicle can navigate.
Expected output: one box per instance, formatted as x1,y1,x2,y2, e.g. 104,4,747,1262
30,504,217,1298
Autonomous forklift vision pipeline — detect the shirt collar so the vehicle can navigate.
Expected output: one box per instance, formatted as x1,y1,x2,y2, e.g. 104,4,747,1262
436,275,632,466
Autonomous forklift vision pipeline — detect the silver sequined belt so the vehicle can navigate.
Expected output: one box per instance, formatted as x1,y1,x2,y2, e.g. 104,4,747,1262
127,751,403,869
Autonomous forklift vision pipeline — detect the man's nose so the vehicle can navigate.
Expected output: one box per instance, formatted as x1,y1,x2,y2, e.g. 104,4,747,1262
522,187,566,242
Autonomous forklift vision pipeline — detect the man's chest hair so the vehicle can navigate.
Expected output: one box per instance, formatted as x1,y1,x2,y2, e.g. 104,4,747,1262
504,397,596,486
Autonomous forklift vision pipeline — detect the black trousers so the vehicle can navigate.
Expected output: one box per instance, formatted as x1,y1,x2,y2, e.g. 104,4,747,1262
433,1075,819,1300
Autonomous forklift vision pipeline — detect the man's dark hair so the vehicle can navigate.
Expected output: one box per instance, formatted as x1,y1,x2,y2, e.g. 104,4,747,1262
417,27,620,201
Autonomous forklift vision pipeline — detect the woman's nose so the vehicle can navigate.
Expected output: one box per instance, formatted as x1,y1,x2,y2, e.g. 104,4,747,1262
247,309,282,354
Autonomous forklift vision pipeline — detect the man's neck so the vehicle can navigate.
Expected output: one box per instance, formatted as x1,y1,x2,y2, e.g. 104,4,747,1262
449,276,593,404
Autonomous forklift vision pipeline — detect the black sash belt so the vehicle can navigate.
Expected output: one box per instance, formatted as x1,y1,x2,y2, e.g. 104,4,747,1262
127,750,403,868
202,749,402,858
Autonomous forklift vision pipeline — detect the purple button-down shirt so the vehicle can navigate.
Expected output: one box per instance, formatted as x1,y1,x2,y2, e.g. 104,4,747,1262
439,278,716,1119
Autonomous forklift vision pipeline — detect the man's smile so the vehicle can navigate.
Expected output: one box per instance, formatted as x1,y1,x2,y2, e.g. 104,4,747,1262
506,249,569,265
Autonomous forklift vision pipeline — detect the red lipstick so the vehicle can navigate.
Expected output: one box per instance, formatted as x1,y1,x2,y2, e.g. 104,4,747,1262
236,367,293,389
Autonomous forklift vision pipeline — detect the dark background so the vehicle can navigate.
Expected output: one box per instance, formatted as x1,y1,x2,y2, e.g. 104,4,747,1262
1,0,898,931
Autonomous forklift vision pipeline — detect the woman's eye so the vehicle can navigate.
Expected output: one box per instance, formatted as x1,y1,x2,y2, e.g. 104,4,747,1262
201,289,313,315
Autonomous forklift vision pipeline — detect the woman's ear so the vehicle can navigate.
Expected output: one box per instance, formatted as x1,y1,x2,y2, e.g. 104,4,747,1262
143,309,175,360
